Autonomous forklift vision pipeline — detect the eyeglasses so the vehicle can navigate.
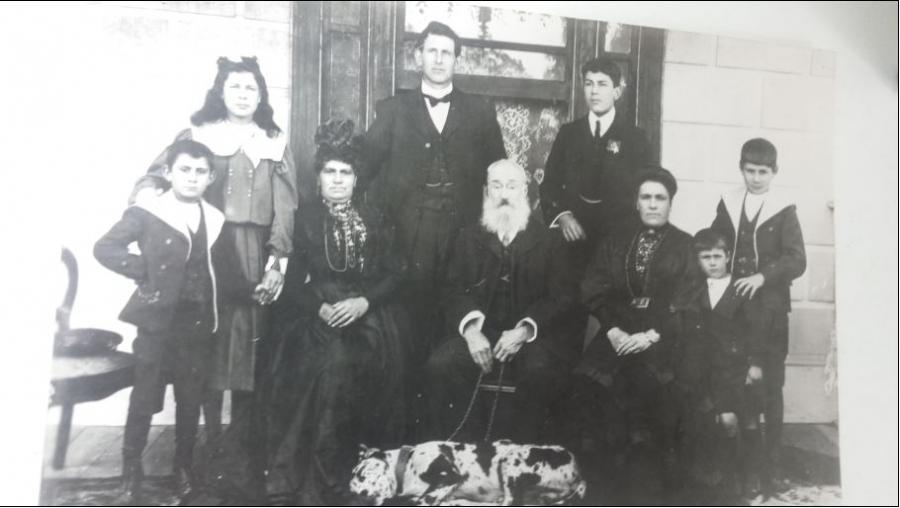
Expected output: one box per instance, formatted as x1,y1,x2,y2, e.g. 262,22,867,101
487,181,527,192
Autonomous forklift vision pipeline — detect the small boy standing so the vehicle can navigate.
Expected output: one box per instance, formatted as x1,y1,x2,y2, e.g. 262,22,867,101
710,138,806,483
95,139,226,502
675,228,771,500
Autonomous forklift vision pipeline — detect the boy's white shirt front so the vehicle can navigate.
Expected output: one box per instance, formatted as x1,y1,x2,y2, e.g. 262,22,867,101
707,275,732,308
742,191,767,220
720,186,795,233
588,107,616,138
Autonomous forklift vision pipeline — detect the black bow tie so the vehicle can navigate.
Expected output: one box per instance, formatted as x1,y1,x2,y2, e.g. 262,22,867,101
423,93,452,107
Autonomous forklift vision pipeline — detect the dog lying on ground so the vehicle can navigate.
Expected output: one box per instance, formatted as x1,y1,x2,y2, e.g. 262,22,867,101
349,440,587,506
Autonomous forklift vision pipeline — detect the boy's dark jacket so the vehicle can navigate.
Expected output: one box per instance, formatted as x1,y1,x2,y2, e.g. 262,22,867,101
94,191,250,333
540,111,651,229
711,187,806,312
672,279,770,391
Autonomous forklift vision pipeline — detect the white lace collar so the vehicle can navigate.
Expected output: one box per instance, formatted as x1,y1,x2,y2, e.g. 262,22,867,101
191,121,286,167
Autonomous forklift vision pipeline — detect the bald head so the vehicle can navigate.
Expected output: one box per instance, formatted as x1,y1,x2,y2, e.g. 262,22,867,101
487,159,528,184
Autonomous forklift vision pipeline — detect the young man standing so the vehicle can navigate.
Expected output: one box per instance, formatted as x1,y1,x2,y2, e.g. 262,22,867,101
541,57,652,269
363,21,506,350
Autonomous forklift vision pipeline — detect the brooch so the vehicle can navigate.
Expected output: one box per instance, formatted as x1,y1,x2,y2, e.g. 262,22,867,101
606,139,621,154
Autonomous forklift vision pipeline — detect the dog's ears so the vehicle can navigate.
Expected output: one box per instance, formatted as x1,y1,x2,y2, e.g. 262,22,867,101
358,443,380,459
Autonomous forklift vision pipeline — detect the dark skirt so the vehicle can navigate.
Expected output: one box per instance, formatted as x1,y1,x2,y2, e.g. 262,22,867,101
265,280,412,504
209,223,269,392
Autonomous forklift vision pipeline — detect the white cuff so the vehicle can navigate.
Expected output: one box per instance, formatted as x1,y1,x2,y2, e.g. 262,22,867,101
549,211,573,229
516,317,538,342
459,310,486,337
266,255,289,273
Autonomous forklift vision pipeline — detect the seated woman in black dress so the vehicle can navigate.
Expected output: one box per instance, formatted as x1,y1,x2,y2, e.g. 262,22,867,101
266,119,411,505
574,166,699,505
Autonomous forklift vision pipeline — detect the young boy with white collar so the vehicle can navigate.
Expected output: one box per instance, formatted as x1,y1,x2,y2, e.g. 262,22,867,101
674,228,771,500
95,139,253,502
710,138,806,486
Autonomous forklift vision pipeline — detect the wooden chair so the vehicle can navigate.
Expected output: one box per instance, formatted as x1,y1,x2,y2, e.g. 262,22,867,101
49,247,136,469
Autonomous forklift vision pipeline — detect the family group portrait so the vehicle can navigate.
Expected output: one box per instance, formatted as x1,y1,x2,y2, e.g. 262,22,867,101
19,0,893,506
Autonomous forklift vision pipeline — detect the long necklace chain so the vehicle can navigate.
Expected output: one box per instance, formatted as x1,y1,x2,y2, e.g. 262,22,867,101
624,228,668,299
323,216,349,273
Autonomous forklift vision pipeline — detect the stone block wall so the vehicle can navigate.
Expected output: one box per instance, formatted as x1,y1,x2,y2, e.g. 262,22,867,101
661,30,837,423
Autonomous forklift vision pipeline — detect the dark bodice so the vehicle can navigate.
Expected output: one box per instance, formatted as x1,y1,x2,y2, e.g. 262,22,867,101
280,201,406,316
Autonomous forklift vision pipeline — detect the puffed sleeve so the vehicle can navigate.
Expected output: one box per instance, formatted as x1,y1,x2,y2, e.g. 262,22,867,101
266,140,300,259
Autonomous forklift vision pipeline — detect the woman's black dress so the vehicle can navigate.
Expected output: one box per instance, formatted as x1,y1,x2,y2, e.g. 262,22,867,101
265,200,411,505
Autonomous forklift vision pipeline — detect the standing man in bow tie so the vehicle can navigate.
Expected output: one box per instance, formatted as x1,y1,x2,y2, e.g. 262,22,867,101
363,21,506,363
541,57,652,272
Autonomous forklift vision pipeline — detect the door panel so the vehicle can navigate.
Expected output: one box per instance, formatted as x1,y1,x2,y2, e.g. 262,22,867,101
291,1,664,199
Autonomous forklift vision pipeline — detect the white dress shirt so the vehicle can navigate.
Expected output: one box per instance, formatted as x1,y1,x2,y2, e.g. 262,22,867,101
589,107,616,139
707,275,732,308
421,81,453,133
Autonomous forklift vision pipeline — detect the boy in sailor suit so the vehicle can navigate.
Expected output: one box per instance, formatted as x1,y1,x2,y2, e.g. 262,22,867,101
709,138,806,485
95,140,253,502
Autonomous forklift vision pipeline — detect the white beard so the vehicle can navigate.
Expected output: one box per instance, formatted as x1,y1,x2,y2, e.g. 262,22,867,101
481,195,531,244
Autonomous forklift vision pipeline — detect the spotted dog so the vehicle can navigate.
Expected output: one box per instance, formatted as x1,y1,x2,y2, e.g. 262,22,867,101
350,440,587,506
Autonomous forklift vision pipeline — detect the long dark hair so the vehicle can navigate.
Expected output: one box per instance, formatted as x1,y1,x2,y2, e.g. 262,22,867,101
190,56,282,138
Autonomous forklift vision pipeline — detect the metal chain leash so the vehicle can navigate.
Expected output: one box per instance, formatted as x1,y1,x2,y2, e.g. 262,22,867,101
445,362,506,443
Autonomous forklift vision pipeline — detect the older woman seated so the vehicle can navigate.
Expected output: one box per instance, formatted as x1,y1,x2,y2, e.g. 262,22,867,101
265,120,411,505
573,166,698,505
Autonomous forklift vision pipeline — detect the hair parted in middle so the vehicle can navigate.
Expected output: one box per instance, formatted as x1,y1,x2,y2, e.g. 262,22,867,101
634,164,679,200
190,56,282,138
314,118,364,174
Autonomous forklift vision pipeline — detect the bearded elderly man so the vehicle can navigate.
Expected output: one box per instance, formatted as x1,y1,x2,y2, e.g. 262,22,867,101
424,159,584,444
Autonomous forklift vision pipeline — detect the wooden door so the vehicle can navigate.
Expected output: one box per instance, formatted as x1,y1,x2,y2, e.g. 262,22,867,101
291,1,665,201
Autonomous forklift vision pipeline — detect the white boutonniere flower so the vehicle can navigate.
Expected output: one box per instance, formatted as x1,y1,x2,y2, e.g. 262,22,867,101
607,139,621,154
